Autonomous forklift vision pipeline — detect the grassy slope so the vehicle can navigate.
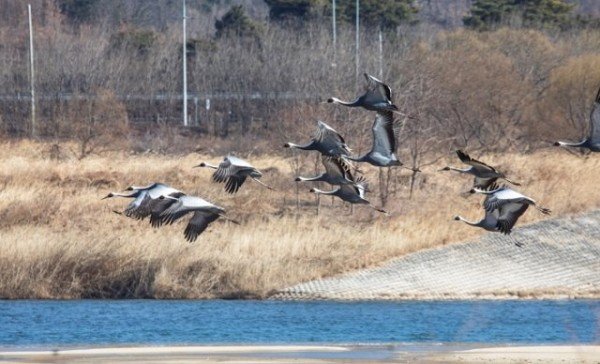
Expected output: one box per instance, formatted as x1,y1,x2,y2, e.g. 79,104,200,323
0,140,598,298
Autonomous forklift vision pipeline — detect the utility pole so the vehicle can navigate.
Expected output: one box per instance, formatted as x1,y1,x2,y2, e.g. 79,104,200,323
355,0,360,87
28,4,36,137
378,27,383,78
182,0,188,126
332,0,336,66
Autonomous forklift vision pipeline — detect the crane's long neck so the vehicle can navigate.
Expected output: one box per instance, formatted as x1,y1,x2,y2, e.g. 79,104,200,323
456,215,481,227
328,97,360,107
103,191,140,199
446,166,471,173
556,140,588,148
296,174,325,182
198,162,218,169
310,187,337,196
285,141,315,150
472,186,502,195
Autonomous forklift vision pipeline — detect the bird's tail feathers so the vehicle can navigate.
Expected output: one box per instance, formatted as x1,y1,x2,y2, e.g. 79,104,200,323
354,175,369,189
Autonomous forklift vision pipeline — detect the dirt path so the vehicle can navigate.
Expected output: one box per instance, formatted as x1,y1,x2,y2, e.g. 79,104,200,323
271,211,600,300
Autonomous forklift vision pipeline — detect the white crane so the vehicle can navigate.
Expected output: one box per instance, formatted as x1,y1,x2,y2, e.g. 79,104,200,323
158,195,239,242
196,155,272,194
102,183,184,226
471,186,551,235
284,120,351,156
327,73,398,112
309,178,387,214
295,155,356,185
439,150,520,190
454,191,500,232
346,110,417,171
555,86,600,152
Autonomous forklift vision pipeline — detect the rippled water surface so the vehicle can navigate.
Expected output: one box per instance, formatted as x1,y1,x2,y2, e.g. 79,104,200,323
1,300,598,347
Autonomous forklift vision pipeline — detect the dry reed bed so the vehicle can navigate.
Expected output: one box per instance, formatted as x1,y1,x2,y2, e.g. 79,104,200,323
0,140,599,299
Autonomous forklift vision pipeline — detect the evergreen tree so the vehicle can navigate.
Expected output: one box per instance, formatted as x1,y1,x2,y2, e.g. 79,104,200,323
336,0,418,30
264,0,417,29
57,0,98,24
464,0,574,31
215,5,260,38
263,0,319,22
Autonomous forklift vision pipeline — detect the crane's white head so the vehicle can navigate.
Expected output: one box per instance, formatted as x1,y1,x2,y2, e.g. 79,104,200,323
101,192,115,200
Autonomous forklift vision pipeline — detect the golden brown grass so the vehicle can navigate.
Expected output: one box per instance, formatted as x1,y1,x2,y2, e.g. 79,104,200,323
0,140,599,299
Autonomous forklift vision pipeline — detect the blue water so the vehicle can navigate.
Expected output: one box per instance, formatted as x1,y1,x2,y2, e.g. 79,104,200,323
0,300,598,347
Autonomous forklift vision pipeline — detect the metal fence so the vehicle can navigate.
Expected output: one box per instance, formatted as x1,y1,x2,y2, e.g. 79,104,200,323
0,92,321,135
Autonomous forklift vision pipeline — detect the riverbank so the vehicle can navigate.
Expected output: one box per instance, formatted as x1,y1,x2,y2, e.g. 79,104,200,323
1,140,600,299
272,210,600,300
1,345,598,363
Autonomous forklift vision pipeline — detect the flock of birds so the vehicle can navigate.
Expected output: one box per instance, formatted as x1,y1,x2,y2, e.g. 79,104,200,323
103,73,600,245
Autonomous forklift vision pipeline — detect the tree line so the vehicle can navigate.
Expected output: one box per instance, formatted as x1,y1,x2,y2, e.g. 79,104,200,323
0,0,599,162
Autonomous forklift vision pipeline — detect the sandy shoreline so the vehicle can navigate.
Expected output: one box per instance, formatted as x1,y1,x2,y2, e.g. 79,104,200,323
1,344,598,363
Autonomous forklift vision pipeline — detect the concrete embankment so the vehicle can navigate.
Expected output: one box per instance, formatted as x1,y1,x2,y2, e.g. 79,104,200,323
271,211,600,300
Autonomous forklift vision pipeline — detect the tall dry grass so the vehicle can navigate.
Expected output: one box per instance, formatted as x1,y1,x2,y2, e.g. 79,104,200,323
0,140,599,298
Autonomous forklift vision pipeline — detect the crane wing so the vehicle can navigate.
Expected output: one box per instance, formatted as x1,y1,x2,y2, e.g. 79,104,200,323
224,175,247,194
315,120,346,144
226,155,255,169
497,202,529,235
183,211,221,242
473,176,498,190
149,192,186,227
314,120,350,156
211,157,253,193
343,175,368,199
456,150,497,173
159,199,192,225
212,157,234,183
371,111,396,155
322,156,354,182
123,191,152,220
365,73,392,102
147,183,181,200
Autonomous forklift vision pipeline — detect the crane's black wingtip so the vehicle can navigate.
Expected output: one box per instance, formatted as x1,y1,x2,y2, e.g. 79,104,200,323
455,149,468,159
